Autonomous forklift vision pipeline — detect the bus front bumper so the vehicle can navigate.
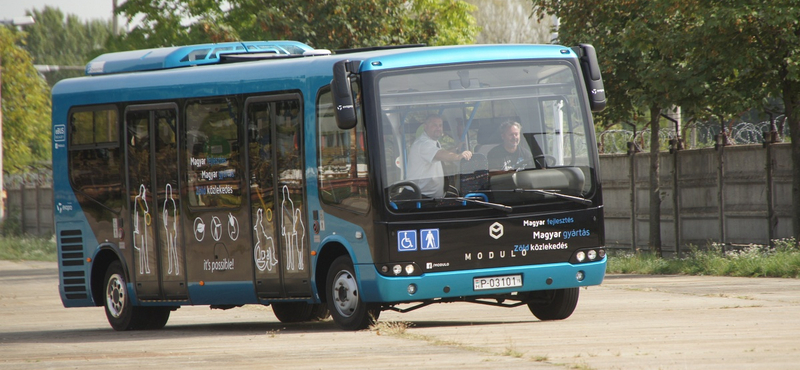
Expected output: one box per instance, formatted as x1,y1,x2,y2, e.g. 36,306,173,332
356,259,606,303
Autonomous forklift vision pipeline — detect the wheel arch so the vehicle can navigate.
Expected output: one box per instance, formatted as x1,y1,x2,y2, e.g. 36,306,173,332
314,241,350,304
90,245,126,307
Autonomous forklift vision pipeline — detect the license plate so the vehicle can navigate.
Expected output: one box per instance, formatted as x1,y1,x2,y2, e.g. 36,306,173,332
473,274,523,291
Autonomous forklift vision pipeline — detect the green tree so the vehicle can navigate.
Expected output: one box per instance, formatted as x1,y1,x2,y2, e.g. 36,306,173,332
535,0,800,245
23,6,114,87
531,1,731,255
107,0,477,51
0,27,51,173
681,1,800,243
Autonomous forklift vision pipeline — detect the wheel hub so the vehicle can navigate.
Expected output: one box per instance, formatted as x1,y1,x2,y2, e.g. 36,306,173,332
106,274,125,318
332,270,358,318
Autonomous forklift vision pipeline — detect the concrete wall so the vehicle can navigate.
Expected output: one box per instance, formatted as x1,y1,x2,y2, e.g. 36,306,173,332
601,143,792,252
5,182,54,236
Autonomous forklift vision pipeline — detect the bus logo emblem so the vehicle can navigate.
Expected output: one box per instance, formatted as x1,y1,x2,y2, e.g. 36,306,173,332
54,125,66,142
489,222,504,239
397,230,417,252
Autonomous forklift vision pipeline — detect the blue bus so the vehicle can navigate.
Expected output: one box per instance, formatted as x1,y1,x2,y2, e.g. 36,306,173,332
52,40,607,331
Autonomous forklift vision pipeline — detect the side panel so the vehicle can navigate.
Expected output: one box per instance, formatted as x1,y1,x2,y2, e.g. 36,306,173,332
56,104,125,308
124,105,188,300
180,97,256,304
246,94,312,298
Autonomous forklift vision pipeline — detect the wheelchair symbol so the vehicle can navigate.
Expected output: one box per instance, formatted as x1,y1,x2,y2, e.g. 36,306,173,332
397,230,417,252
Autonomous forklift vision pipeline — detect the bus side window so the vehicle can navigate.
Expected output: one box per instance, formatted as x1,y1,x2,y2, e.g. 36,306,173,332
316,87,369,212
184,98,242,208
68,107,122,211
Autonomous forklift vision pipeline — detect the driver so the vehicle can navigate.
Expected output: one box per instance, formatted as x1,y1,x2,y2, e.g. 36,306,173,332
407,115,472,198
487,121,533,170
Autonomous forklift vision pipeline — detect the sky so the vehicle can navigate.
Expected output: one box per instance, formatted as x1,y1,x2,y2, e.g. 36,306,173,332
1,0,115,22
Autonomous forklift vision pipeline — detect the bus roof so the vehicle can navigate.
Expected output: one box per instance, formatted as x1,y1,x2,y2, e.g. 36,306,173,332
85,41,320,75
54,44,579,107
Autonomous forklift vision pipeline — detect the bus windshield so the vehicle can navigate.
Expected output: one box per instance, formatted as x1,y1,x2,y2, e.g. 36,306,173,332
377,62,595,211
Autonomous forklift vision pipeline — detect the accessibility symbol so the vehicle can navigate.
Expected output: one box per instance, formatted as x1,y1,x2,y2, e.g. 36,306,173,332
420,229,440,250
397,230,417,252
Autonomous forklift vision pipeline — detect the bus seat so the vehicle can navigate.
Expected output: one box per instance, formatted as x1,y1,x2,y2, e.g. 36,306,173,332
474,123,501,157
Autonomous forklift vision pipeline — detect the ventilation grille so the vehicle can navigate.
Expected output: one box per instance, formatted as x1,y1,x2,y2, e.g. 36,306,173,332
59,229,88,300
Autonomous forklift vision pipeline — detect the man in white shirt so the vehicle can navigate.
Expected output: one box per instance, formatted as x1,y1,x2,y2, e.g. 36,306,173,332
407,115,472,198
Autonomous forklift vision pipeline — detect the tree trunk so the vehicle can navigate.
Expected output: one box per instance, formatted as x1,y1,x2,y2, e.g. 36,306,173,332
648,107,662,256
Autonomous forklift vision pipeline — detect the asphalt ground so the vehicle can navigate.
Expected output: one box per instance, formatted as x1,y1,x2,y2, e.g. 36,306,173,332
1,260,799,369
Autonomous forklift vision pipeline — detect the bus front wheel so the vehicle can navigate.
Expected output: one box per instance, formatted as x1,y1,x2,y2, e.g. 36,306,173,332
103,261,170,330
526,287,579,321
325,256,380,330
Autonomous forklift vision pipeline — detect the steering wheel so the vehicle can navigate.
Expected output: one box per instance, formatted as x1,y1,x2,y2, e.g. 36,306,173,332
533,154,557,169
388,181,421,200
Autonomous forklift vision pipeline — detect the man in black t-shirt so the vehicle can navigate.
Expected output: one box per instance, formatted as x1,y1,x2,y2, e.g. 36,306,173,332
487,121,534,170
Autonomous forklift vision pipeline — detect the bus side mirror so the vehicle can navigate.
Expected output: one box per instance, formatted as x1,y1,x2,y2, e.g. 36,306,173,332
332,59,360,130
573,44,606,112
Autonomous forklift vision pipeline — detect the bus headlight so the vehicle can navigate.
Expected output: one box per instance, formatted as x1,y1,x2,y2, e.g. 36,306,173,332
377,262,423,277
571,248,606,264
575,251,586,262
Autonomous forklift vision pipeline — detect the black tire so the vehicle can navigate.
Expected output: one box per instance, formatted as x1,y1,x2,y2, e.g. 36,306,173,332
527,288,580,321
141,307,171,330
271,302,331,323
103,261,169,330
325,256,380,330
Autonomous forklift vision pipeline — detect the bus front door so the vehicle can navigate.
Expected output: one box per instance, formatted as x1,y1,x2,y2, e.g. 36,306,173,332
125,105,187,300
247,96,311,298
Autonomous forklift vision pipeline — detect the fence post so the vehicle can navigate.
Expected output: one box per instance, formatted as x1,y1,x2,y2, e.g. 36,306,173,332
764,130,778,247
626,128,639,252
672,149,681,256
35,177,41,236
715,130,727,249
630,152,637,252
19,181,26,234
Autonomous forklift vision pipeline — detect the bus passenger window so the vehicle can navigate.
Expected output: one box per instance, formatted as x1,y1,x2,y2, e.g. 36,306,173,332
184,98,242,208
317,88,369,212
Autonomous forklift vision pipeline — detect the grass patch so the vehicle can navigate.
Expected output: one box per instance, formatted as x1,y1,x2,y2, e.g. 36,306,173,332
0,235,57,262
607,238,800,278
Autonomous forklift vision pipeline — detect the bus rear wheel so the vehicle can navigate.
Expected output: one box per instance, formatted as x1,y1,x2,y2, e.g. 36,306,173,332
103,261,170,330
325,256,380,330
271,302,330,323
526,287,579,321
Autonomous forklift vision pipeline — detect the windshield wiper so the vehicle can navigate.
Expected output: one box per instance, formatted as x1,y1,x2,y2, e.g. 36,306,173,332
451,196,513,212
486,188,593,206
390,195,513,212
